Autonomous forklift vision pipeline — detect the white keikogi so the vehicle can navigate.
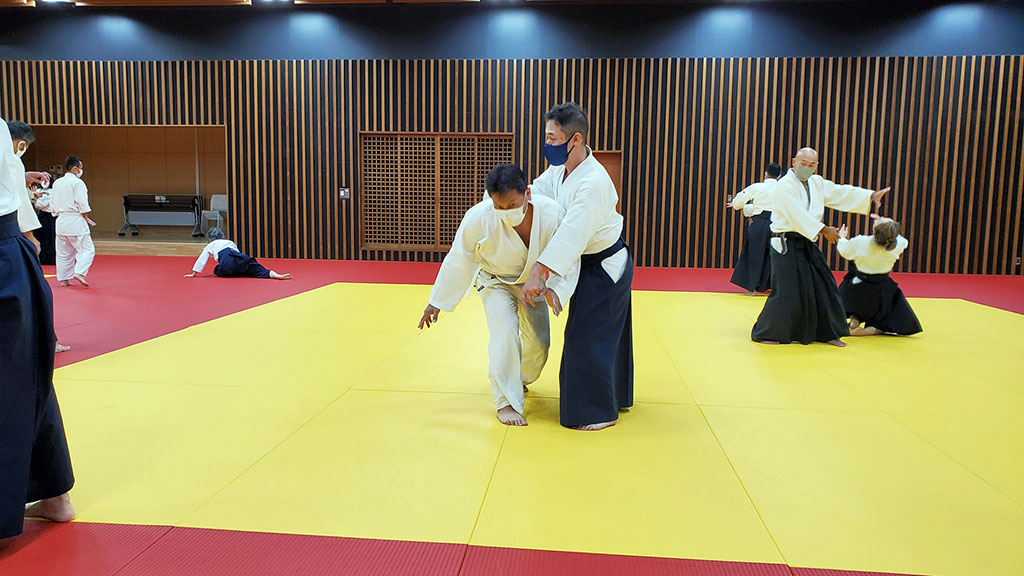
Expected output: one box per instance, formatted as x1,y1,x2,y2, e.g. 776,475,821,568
731,177,777,217
48,171,95,283
428,193,578,416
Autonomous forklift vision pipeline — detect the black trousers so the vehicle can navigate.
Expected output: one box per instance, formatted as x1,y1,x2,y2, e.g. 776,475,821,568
213,248,272,279
0,212,75,539
838,266,923,335
751,233,850,344
730,211,772,293
35,210,57,266
559,238,634,427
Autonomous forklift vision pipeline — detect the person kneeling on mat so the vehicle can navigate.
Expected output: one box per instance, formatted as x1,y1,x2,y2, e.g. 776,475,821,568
836,216,922,337
185,228,291,280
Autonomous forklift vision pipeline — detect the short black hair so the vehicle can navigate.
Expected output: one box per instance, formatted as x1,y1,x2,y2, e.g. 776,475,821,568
65,155,83,172
7,121,35,143
545,102,589,141
485,164,527,198
766,163,782,178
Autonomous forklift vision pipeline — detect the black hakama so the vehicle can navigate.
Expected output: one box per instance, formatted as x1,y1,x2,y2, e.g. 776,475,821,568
559,238,634,428
838,265,923,335
751,232,850,345
36,209,56,266
213,248,272,279
730,211,772,293
0,212,75,539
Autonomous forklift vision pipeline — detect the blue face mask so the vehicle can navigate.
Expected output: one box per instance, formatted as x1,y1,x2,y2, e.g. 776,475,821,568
542,133,578,166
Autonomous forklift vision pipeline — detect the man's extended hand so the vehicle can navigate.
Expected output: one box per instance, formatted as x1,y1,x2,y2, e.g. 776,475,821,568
871,186,891,212
821,226,840,244
418,304,441,329
25,171,50,189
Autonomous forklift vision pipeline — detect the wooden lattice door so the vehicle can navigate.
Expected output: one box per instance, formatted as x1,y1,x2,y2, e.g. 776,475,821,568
360,132,514,251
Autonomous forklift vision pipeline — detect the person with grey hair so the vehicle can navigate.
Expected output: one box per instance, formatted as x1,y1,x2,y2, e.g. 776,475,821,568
185,227,291,280
751,147,891,347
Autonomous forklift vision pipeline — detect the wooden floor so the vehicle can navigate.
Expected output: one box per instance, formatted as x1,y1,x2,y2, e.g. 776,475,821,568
93,228,207,257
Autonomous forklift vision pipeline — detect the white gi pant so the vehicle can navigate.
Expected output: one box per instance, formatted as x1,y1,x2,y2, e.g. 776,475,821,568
479,281,550,415
56,234,95,281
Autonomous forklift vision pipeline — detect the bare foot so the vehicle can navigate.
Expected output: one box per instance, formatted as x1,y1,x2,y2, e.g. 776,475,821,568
574,419,617,431
497,406,527,426
758,340,782,345
745,291,757,296
24,494,75,523
849,316,861,330
827,339,847,348
55,343,71,353
59,280,70,287
73,274,89,287
270,271,292,280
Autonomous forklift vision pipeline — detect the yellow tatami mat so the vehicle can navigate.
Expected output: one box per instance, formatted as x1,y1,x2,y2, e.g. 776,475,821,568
52,283,1024,576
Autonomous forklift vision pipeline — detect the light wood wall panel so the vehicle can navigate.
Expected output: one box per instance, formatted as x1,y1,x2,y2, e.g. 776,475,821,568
2,57,1021,274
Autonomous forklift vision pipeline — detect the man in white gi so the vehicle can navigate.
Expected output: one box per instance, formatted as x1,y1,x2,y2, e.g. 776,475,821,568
49,155,96,287
751,147,890,347
521,102,633,431
419,164,578,427
728,162,781,295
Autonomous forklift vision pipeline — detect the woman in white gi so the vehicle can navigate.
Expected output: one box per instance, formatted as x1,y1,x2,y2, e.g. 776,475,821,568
751,147,890,347
419,164,577,427
49,155,96,287
521,103,633,431
837,217,922,336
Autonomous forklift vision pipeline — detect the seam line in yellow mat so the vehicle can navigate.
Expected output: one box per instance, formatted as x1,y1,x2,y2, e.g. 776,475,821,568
463,425,510,558
175,385,361,527
826,366,1024,512
642,306,793,566
56,376,244,388
349,387,493,397
175,326,422,527
675,403,868,413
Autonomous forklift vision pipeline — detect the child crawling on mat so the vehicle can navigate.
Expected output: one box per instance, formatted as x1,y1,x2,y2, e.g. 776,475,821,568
836,216,922,336
185,227,292,280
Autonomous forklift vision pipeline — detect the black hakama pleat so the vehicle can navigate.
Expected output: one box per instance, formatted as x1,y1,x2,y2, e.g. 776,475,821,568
838,265,923,335
36,210,56,266
730,211,772,293
751,232,850,345
559,238,634,428
213,248,272,279
0,212,75,539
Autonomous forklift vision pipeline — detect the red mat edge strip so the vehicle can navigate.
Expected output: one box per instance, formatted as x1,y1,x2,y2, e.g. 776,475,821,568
1,521,928,576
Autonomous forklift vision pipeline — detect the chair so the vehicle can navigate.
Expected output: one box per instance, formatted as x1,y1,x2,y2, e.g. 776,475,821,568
201,194,229,234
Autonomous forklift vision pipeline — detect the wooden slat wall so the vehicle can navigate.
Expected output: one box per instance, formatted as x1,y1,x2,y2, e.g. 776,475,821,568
2,57,1021,274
